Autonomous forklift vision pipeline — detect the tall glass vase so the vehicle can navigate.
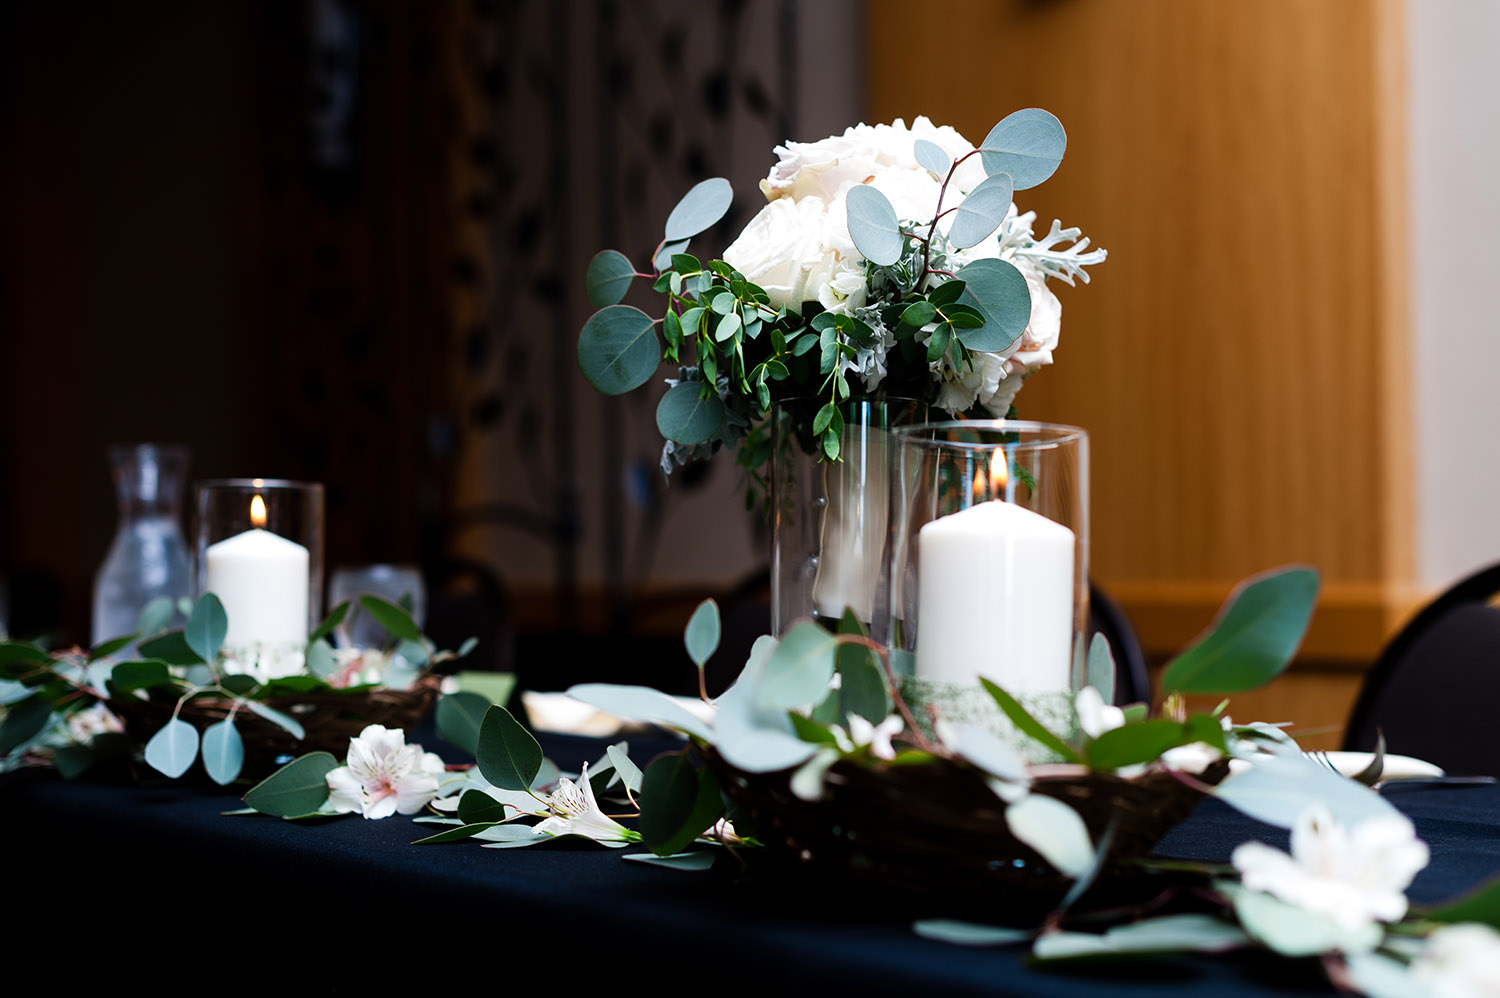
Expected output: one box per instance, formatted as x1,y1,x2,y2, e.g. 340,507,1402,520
769,397,927,633
92,443,192,644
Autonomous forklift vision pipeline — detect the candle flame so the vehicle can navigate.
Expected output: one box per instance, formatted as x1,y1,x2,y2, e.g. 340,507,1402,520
250,494,267,528
989,449,1009,495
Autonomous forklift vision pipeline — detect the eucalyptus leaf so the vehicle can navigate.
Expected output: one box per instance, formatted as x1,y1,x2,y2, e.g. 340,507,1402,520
757,620,838,712
476,704,543,792
308,601,351,644
566,683,713,740
1232,887,1380,956
1005,794,1093,877
1087,719,1190,771
623,851,716,872
0,695,52,754
979,108,1067,190
606,744,643,793
1086,633,1116,705
144,718,200,779
835,641,889,726
653,238,690,272
949,173,1014,249
1033,915,1249,960
0,679,32,705
356,594,424,642
684,598,721,669
243,700,306,740
137,630,203,666
0,642,52,677
578,305,660,396
243,751,338,817
844,184,904,266
437,690,491,757
954,259,1031,352
456,636,479,659
136,595,176,638
455,670,516,706
219,674,259,696
1213,753,1400,829
306,638,337,679
89,633,139,662
185,593,228,664
1428,870,1500,928
912,138,952,177
53,745,97,780
913,920,1031,947
663,177,733,241
479,826,556,848
412,822,501,845
656,382,725,445
586,249,637,308
108,659,174,694
640,754,722,857
458,788,511,824
201,718,245,786
1159,566,1320,694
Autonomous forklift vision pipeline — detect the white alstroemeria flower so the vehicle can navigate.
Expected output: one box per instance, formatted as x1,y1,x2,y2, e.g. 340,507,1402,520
1231,804,1429,932
1075,686,1125,739
844,714,903,760
534,763,633,844
326,724,446,820
1410,923,1500,998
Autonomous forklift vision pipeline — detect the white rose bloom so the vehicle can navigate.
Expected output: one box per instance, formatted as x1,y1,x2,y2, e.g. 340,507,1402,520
1007,264,1063,369
932,347,1008,414
1231,804,1430,932
722,196,829,311
808,252,868,316
762,116,985,206
1410,923,1500,998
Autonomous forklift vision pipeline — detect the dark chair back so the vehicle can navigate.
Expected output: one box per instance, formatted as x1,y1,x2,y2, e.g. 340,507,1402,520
1089,582,1152,706
1343,563,1500,776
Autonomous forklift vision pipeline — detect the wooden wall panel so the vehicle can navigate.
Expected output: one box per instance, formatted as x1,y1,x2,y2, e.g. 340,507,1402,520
866,0,1414,664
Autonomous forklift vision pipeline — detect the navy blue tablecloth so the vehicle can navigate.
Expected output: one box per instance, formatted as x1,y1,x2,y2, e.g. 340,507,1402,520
3,733,1496,996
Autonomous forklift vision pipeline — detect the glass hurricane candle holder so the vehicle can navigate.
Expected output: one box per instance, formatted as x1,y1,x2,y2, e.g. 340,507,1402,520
193,479,324,673
878,422,1088,751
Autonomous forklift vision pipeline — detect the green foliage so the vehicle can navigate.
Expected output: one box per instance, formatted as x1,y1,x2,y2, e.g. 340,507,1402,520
1160,567,1320,694
88,633,139,663
243,752,338,818
0,695,52,753
757,621,839,711
144,718,200,779
108,659,174,694
185,593,228,664
979,108,1067,190
458,789,510,824
243,700,305,740
1086,634,1117,705
358,594,424,643
136,595,176,638
979,678,1085,764
308,601,351,644
844,184,904,265
586,249,637,308
684,598,721,670
954,259,1031,352
1086,720,1190,771
201,719,245,785
137,631,204,666
912,139,952,178
1427,871,1500,928
949,173,1014,249
835,642,889,726
639,753,723,857
436,690,492,757
656,381,726,445
577,305,660,396
476,704,543,792
663,177,732,241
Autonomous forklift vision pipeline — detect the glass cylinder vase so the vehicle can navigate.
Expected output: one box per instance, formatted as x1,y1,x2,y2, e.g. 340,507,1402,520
92,443,193,645
193,479,325,664
879,421,1089,747
769,397,927,633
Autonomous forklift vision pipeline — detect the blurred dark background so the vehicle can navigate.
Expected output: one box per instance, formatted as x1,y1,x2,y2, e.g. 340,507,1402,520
0,0,856,694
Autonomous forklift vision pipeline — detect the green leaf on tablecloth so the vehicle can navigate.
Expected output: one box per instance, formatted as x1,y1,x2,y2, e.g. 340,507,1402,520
437,690,492,757
684,598,720,669
0,695,53,753
144,718,200,779
836,640,890,726
979,108,1066,190
1231,886,1380,956
913,138,952,178
640,753,723,857
1032,914,1250,960
413,821,503,845
243,751,337,817
606,744,643,794
586,249,637,308
845,184,904,266
137,630,203,667
479,826,558,848
477,704,543,792
567,683,714,740
108,659,174,694
243,700,306,740
663,178,732,241
359,594,423,642
308,601,351,644
1160,566,1320,695
954,258,1030,352
757,620,838,712
88,633,139,662
1087,720,1190,771
624,851,717,872
202,718,244,785
136,595,176,638
950,173,1014,249
185,593,228,663
1213,753,1400,830
979,678,1085,764
656,382,725,445
1427,871,1500,928
220,807,258,816
458,788,512,824
913,920,1031,947
1087,633,1116,705
1005,794,1093,878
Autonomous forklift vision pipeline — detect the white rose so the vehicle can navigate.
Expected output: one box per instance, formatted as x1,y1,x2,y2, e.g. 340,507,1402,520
808,253,868,316
1007,264,1062,369
932,347,1007,413
763,116,986,205
722,196,829,311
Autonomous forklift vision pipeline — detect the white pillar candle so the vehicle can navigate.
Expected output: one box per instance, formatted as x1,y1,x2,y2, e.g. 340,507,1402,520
915,500,1075,691
204,527,310,648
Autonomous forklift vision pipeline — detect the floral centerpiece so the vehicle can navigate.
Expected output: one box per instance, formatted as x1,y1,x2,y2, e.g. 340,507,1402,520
577,109,1105,482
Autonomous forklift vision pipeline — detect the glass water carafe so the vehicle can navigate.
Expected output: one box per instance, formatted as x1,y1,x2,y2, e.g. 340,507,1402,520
92,443,192,645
